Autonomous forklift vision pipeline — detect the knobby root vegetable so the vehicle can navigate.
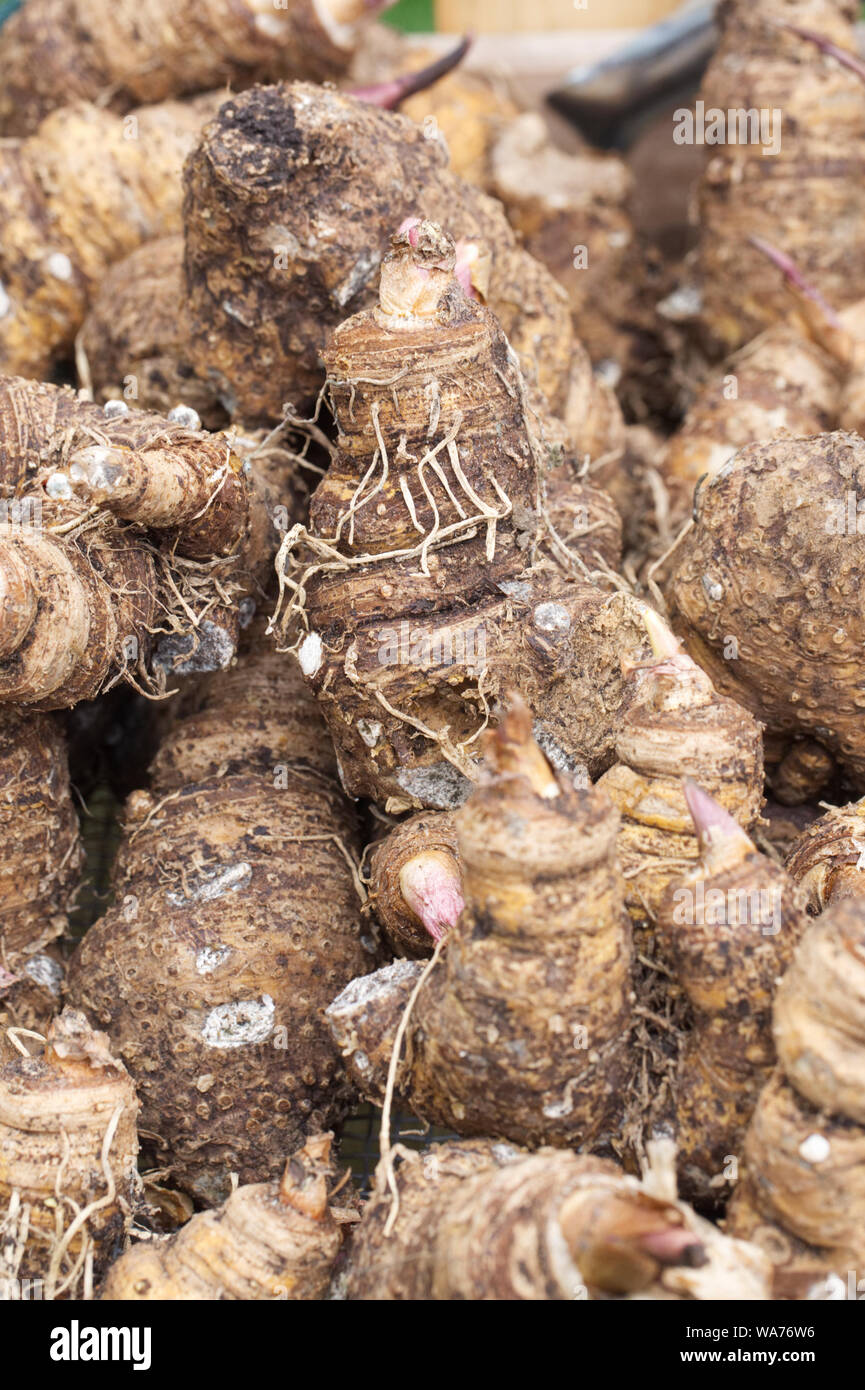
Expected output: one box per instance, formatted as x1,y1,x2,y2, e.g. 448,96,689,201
597,607,763,925
77,236,226,431
349,33,519,187
726,897,865,1290
0,1009,140,1300
275,222,648,811
541,467,623,575
66,632,373,1206
365,811,463,957
181,82,582,426
750,234,865,437
0,0,390,136
0,375,272,705
148,617,339,790
765,737,836,806
695,0,865,356
327,698,632,1149
489,112,640,370
660,328,840,525
665,233,865,534
343,1138,771,1301
652,784,808,1204
785,797,865,912
100,1134,344,1300
74,42,483,426
0,93,221,380
668,431,865,787
0,711,82,1033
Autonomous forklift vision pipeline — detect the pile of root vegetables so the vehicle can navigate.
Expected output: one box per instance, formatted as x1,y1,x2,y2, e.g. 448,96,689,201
2,0,865,1303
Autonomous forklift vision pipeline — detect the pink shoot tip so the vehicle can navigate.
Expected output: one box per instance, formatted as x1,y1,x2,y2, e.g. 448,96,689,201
399,850,464,942
683,779,754,859
638,1225,707,1268
348,36,473,111
749,236,843,330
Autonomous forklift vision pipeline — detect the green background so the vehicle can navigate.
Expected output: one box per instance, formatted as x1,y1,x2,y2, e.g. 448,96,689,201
383,0,435,30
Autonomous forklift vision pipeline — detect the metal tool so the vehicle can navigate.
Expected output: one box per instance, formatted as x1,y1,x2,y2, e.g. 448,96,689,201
547,1,716,149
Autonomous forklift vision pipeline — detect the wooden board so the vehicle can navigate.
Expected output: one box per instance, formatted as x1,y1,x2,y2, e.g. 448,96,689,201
434,0,681,32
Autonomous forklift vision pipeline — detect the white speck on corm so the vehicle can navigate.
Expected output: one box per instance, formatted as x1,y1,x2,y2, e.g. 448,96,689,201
45,252,74,282
200,995,275,1049
533,602,571,634
167,404,202,431
196,945,232,975
298,631,324,678
798,1133,831,1165
45,472,73,501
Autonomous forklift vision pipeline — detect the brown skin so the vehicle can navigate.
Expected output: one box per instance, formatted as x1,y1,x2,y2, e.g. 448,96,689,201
541,469,623,575
668,432,865,788
100,1133,344,1301
773,897,865,1123
597,609,764,924
0,374,273,706
78,236,226,431
182,83,580,427
0,0,380,136
0,372,285,706
661,329,840,525
0,93,221,380
344,1139,771,1301
727,898,865,1285
66,635,373,1207
654,788,809,1205
149,618,339,790
0,710,82,1033
0,498,160,709
0,1009,140,1299
696,0,865,357
766,738,836,806
279,224,648,810
328,700,634,1151
489,112,641,371
785,797,865,911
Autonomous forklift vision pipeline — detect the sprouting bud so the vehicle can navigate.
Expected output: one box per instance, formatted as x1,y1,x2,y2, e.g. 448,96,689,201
624,605,715,711
454,238,491,301
347,35,472,111
377,220,457,322
483,694,560,800
683,779,757,873
398,849,464,942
